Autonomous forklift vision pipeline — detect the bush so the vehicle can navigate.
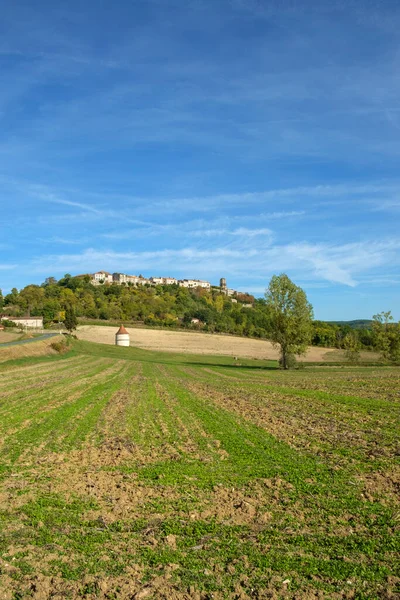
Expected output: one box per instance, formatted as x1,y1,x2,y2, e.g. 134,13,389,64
50,338,69,354
1,319,18,328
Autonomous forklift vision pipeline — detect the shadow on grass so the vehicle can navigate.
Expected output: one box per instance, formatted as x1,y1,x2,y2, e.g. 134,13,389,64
179,361,277,371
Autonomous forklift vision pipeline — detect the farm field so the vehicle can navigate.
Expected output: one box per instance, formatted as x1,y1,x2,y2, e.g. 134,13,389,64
0,335,63,364
76,325,380,363
0,331,23,345
0,340,399,599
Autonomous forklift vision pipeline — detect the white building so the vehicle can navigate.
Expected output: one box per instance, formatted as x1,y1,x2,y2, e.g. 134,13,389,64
126,274,139,284
150,277,178,285
115,325,130,347
1,316,43,329
92,271,113,284
137,276,150,285
113,272,128,284
178,279,211,290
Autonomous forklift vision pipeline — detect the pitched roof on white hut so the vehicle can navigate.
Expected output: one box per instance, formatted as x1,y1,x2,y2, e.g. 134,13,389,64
117,325,129,335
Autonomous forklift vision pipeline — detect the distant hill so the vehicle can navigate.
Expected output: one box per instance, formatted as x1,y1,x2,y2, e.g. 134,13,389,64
328,320,373,330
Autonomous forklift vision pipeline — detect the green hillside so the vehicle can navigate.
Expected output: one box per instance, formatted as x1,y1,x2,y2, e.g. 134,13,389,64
329,319,373,329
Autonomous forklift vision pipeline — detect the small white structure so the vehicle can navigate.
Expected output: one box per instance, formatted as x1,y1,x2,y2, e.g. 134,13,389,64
115,325,130,347
178,279,211,290
1,316,43,329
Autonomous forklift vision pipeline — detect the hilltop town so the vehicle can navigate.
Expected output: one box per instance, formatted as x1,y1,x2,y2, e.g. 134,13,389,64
90,271,238,297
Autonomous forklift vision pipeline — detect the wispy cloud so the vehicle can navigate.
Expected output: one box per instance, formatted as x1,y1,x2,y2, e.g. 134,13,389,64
39,236,88,246
25,185,106,215
191,227,273,238
25,236,400,289
285,244,357,287
259,210,305,219
4,175,399,223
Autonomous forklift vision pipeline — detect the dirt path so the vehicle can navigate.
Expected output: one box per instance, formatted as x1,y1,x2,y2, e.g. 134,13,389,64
77,325,345,362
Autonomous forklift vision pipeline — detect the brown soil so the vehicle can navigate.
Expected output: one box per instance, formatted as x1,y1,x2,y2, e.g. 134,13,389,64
77,325,368,362
180,375,399,468
1,359,397,600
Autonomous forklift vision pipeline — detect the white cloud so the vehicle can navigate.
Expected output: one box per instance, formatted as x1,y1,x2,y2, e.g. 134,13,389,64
231,227,272,236
190,227,273,237
25,236,400,289
40,236,87,246
259,210,305,219
26,185,106,215
285,244,357,287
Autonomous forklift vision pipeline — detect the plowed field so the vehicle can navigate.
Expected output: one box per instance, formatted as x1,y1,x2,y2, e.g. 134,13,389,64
77,325,381,363
0,340,398,599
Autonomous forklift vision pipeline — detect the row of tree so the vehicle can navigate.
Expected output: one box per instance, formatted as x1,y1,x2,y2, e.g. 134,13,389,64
1,274,399,366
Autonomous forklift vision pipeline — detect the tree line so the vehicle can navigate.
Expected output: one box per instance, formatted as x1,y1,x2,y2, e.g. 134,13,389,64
0,273,399,364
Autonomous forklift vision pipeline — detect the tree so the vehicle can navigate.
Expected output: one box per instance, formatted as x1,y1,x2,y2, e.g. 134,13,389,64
19,285,44,315
214,294,225,313
343,331,361,363
4,288,19,307
264,274,314,369
63,307,78,333
60,288,77,309
372,311,400,363
44,277,57,286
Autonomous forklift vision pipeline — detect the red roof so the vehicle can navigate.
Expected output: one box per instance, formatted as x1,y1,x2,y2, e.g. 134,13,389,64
116,325,129,335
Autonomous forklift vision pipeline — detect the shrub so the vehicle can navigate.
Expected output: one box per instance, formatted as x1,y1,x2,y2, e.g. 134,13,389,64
1,319,18,328
50,339,69,354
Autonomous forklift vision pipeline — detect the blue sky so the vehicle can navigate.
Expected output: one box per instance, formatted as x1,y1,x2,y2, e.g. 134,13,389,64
1,0,400,320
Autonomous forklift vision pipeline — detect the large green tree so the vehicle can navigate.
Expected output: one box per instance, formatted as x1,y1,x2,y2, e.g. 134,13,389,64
343,331,361,363
63,307,78,333
372,311,400,363
19,285,44,315
264,274,314,369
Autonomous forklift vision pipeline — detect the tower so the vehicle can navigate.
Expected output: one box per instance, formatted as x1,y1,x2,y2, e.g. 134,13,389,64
220,277,227,294
115,325,130,347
